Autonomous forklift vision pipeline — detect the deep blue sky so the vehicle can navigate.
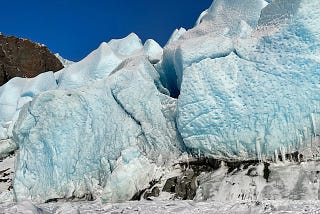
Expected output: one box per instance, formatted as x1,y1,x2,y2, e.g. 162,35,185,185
0,0,212,61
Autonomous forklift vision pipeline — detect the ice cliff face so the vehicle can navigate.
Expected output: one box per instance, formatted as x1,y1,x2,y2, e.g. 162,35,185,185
1,0,319,203
13,54,182,202
177,0,320,159
0,72,58,157
56,33,163,90
158,0,268,97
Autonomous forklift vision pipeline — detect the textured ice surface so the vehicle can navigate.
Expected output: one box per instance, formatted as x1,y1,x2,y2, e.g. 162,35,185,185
3,191,320,213
3,158,320,213
143,39,163,64
0,72,57,141
0,154,15,202
13,56,182,203
166,28,186,45
0,33,163,143
195,0,268,33
158,0,267,97
54,53,74,68
195,161,320,201
177,0,320,159
7,0,320,205
183,0,267,40
57,33,142,89
57,33,163,90
0,139,17,158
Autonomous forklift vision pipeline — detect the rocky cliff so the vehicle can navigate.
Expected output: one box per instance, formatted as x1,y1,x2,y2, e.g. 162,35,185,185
0,34,63,86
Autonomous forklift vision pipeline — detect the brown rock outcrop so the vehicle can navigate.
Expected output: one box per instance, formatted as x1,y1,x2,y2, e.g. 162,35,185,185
0,34,64,86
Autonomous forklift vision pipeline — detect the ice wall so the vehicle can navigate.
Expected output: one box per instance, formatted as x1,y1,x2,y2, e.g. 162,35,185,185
177,0,320,159
8,0,320,203
0,72,57,157
157,0,267,97
57,33,163,90
13,56,182,203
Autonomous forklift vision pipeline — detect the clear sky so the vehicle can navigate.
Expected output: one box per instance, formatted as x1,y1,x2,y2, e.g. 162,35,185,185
0,0,212,61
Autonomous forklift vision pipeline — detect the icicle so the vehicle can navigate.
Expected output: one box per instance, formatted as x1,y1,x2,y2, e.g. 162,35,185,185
186,155,190,169
311,113,320,137
256,138,262,162
280,147,286,162
287,145,292,161
220,160,225,168
198,149,201,159
274,149,279,163
298,150,301,162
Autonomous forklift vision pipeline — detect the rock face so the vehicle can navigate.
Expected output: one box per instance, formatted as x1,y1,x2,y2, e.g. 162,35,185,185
0,34,63,86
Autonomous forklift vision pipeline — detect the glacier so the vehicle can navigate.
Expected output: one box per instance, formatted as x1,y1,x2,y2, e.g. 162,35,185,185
177,0,320,159
157,0,268,97
57,33,163,90
12,55,183,202
0,0,318,204
0,72,57,135
0,72,57,157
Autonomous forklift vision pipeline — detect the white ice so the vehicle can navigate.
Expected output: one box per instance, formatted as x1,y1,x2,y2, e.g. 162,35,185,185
0,71,57,147
177,0,320,159
13,56,182,202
